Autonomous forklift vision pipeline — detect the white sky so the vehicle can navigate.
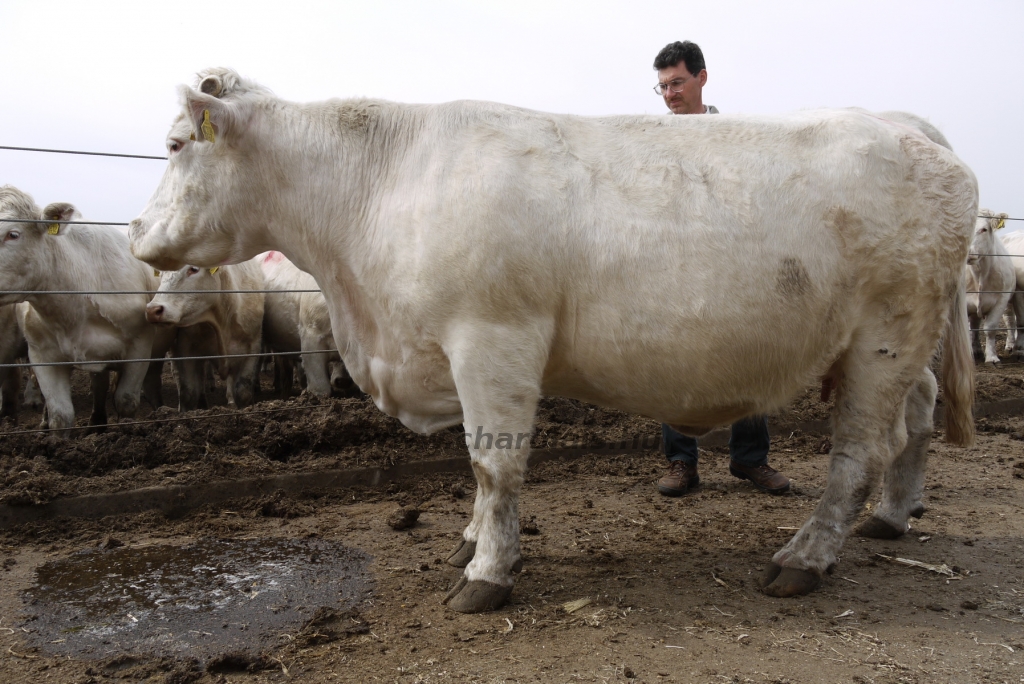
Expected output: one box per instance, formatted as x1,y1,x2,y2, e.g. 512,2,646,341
2,0,1022,228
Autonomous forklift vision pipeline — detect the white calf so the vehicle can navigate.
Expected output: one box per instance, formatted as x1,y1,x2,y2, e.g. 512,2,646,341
146,260,265,409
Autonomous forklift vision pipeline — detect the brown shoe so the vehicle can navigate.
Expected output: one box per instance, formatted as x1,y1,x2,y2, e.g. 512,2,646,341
657,460,700,496
729,463,791,494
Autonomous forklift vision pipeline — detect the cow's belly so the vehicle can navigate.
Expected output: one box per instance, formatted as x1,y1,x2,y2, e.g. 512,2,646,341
542,291,849,426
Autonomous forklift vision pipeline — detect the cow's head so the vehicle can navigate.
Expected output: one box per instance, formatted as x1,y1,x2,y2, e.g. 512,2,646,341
130,68,275,272
967,208,1009,266
0,188,67,305
146,264,225,327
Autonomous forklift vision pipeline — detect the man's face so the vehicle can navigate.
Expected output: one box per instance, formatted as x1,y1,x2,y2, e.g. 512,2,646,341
657,62,707,115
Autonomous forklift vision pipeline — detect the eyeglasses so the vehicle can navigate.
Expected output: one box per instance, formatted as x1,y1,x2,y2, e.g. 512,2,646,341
653,78,690,95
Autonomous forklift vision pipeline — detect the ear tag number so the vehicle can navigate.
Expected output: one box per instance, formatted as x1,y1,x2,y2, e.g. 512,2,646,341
208,267,219,275
201,109,216,143
47,223,60,235
997,218,1006,230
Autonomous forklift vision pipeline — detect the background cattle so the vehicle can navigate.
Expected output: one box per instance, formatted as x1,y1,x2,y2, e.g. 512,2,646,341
965,210,1014,364
994,227,1024,355
0,188,169,431
146,260,265,409
129,69,978,613
261,250,352,398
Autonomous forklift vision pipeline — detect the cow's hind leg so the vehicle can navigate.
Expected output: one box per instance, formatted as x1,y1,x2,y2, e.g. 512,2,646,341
762,347,913,597
855,368,936,539
442,324,545,613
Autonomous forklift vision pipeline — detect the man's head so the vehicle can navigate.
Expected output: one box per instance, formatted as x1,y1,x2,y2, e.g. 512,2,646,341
653,40,707,115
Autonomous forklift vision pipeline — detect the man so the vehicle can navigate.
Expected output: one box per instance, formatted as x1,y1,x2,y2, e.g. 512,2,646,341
651,40,791,497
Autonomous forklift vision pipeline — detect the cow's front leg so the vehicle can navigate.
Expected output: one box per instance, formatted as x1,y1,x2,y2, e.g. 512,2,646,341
33,363,75,430
442,324,546,613
855,369,935,539
981,299,1009,364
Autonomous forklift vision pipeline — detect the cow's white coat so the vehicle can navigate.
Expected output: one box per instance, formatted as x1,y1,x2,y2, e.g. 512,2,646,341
129,69,978,609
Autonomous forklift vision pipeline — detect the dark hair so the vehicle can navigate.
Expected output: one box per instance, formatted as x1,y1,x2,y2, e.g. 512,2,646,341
653,41,706,75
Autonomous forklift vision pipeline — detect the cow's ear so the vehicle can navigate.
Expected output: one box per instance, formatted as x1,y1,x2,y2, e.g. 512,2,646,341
179,85,234,144
40,202,77,235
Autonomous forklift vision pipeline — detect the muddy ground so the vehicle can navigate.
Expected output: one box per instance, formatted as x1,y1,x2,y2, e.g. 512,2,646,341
0,359,1021,683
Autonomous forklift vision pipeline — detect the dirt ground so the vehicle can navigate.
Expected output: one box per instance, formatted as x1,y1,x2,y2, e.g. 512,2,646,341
0,360,1022,683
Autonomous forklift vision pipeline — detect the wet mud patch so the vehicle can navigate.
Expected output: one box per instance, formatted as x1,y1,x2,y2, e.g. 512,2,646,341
21,538,372,664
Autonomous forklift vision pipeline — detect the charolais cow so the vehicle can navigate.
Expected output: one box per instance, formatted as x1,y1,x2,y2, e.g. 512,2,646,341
260,250,351,397
964,210,1013,364
130,68,978,613
299,285,354,396
146,259,265,409
0,189,169,431
991,225,1024,354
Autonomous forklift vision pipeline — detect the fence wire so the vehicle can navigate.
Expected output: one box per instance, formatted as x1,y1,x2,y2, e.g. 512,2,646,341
0,349,336,369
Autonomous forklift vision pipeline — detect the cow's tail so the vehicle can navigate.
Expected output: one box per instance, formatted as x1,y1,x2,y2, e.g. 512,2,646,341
942,269,975,446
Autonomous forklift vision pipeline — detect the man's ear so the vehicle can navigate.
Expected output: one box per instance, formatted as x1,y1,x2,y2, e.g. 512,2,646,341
40,202,78,235
178,84,234,144
697,69,708,87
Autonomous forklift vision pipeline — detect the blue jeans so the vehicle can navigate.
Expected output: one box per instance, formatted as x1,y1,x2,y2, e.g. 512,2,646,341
662,416,769,467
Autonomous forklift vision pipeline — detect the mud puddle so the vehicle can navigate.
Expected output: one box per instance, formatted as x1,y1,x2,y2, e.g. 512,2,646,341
21,538,372,663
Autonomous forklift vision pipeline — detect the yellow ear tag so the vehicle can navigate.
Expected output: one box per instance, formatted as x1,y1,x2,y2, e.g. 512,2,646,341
208,266,219,275
997,218,1006,230
189,132,196,141
154,269,161,277
47,223,60,235
201,109,216,143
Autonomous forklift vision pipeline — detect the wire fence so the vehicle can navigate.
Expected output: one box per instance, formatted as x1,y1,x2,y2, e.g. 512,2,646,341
0,349,336,370
5,140,1024,438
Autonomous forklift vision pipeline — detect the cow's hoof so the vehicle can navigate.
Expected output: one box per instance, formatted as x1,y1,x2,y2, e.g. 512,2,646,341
761,563,821,597
442,577,513,613
909,504,926,519
854,515,905,539
446,539,476,568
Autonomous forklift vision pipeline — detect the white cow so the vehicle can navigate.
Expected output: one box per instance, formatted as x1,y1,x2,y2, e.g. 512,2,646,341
993,226,1024,354
260,250,350,397
964,210,1014,364
0,189,169,430
129,69,977,612
146,260,265,409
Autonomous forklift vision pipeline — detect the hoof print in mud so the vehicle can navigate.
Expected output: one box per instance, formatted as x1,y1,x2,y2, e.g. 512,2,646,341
443,577,514,613
761,562,821,597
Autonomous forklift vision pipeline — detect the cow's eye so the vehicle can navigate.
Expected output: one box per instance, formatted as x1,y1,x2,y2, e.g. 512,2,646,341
186,266,200,275
167,139,185,155
4,230,20,242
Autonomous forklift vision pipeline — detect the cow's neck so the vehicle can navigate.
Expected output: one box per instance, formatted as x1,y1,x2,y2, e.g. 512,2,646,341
261,101,411,396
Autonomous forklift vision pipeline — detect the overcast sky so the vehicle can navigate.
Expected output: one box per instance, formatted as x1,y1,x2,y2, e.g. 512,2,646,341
2,0,1022,229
